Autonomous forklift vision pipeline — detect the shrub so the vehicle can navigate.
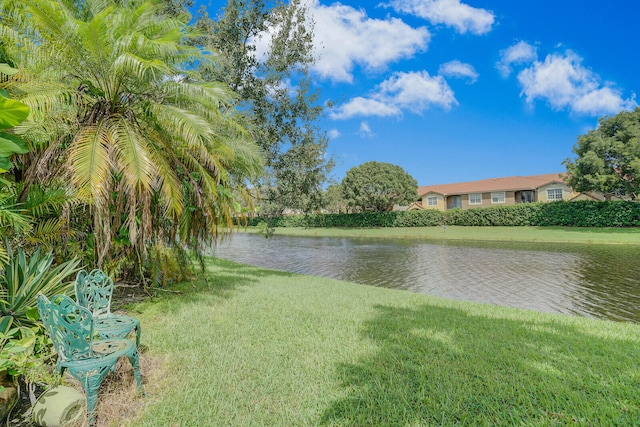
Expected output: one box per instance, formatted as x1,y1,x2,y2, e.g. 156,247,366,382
250,201,640,228
0,245,80,385
0,245,81,328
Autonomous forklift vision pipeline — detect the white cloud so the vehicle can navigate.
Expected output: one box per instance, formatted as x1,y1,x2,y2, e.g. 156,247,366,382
359,122,374,137
572,88,636,116
330,71,457,119
517,51,637,116
438,60,478,83
306,0,430,82
330,97,402,119
328,129,340,139
497,41,538,78
380,71,457,112
385,0,494,35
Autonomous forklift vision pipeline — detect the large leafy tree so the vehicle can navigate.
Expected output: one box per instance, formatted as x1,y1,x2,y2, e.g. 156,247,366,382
2,0,263,275
563,108,640,200
195,0,333,215
342,162,418,212
323,183,347,214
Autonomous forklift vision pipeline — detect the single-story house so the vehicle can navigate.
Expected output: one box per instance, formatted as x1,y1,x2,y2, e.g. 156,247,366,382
411,173,577,211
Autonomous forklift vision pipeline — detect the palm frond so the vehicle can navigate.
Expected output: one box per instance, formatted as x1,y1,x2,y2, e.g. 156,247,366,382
113,52,172,83
144,132,183,216
75,6,114,83
25,217,69,245
76,0,109,19
0,23,39,64
68,121,113,203
17,87,76,122
150,103,214,147
24,185,69,218
0,194,31,235
114,1,196,61
180,151,220,198
14,118,74,151
215,134,264,180
23,0,77,45
162,80,237,111
109,115,153,192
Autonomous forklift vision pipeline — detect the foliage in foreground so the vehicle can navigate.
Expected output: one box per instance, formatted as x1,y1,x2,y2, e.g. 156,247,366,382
0,245,80,385
130,257,640,426
250,200,640,228
3,0,263,279
0,245,80,328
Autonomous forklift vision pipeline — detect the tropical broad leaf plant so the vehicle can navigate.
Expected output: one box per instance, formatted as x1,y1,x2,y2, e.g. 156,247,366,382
0,72,31,263
2,0,263,274
0,64,30,173
0,244,81,328
0,244,79,384
0,89,30,172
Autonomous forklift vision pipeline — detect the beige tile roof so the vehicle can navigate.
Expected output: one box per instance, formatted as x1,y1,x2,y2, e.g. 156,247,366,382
418,173,566,197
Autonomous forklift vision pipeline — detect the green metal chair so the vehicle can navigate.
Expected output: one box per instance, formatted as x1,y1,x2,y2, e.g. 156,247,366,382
36,294,143,426
75,269,141,346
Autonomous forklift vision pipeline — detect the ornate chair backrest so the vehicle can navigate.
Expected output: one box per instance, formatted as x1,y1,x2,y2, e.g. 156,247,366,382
75,269,114,318
37,294,94,362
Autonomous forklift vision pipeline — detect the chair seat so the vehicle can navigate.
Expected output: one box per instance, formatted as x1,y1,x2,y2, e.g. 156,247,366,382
60,339,136,371
94,315,141,345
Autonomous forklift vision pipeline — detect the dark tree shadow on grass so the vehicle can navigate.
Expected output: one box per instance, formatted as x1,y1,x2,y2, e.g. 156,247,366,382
320,304,640,426
118,257,297,311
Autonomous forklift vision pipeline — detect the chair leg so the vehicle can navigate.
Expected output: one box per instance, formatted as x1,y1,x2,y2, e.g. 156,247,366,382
127,348,144,393
135,323,141,347
83,374,104,427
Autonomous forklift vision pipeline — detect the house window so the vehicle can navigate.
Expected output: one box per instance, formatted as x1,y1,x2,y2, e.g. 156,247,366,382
448,196,462,209
547,188,563,201
427,196,438,206
491,192,505,204
469,193,482,205
521,191,535,203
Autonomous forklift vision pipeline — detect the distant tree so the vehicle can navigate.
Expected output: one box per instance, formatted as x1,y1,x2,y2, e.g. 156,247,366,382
195,0,333,215
341,162,418,212
563,108,640,200
323,183,346,213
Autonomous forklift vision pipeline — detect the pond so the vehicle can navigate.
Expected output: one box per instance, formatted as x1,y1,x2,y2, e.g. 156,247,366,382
210,232,640,323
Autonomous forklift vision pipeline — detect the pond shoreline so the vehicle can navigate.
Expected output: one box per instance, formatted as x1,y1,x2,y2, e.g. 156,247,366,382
242,225,640,245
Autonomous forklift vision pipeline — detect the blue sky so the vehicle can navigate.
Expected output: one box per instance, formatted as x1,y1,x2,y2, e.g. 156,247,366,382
207,0,639,186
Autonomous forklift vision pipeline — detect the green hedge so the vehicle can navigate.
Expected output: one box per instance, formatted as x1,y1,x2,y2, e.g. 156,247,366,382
536,201,640,227
250,210,445,228
250,201,640,228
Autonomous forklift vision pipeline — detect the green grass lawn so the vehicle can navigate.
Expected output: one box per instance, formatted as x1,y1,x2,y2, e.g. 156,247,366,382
250,225,640,245
129,257,640,426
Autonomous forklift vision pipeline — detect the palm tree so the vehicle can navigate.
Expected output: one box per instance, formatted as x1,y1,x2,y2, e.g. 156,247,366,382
2,0,263,275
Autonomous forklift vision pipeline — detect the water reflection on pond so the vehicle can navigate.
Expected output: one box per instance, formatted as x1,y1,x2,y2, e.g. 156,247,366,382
211,233,640,323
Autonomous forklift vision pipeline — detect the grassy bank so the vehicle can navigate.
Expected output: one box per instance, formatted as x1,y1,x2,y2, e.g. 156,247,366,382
129,257,640,426
249,225,640,245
